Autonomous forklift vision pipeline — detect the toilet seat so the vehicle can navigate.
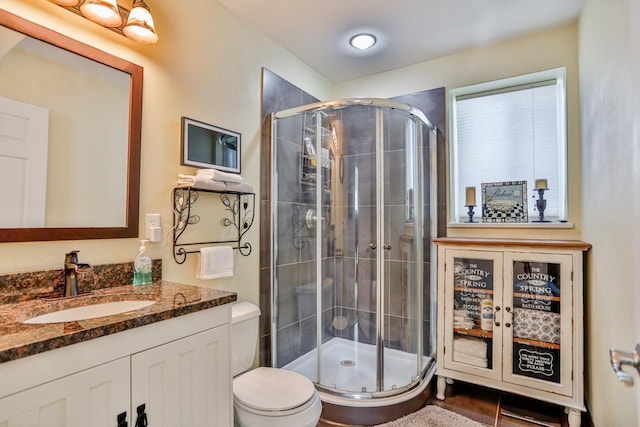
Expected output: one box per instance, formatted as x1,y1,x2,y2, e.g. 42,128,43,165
234,367,317,413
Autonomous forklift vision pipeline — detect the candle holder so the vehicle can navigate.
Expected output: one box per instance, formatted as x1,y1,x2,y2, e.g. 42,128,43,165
465,205,477,223
533,188,550,223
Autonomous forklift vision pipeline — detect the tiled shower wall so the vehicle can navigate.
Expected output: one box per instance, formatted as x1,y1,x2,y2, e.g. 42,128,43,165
260,68,447,367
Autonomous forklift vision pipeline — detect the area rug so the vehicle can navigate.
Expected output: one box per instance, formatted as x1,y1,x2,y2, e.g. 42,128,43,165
375,405,485,427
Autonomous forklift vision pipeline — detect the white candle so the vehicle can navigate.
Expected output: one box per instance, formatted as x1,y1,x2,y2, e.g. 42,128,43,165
465,186,476,206
535,179,548,190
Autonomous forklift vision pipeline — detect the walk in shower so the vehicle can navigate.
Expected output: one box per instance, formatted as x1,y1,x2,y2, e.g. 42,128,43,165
268,98,438,414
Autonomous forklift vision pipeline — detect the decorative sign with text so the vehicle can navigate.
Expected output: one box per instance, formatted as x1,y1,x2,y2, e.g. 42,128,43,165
511,260,562,384
453,258,494,330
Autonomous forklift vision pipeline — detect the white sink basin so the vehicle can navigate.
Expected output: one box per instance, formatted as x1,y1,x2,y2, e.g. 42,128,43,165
23,300,157,324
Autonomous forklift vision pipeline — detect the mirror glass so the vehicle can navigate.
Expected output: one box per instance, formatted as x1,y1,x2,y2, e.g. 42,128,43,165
0,10,141,242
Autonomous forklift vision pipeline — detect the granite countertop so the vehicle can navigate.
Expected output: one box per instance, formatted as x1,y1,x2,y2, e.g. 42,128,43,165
0,281,237,364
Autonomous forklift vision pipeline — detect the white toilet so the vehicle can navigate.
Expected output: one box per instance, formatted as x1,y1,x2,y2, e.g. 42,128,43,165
231,302,323,427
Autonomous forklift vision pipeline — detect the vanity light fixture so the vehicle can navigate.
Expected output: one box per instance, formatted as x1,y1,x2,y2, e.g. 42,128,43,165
122,0,158,44
47,0,159,44
349,33,376,50
49,0,82,6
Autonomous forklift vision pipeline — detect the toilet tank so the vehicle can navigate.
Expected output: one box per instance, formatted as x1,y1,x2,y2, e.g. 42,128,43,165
231,302,261,377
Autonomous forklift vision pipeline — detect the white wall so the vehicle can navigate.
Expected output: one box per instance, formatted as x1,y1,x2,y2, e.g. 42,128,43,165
579,0,639,425
0,0,332,307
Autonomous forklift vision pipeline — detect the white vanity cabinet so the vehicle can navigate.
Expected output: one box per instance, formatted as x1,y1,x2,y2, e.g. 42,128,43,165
131,325,231,426
0,304,232,427
0,357,130,426
434,238,590,427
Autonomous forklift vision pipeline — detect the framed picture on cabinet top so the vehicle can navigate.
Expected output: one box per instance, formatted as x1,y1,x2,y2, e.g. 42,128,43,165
481,181,528,223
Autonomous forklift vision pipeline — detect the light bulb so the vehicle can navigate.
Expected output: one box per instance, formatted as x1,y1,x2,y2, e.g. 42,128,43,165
80,0,123,28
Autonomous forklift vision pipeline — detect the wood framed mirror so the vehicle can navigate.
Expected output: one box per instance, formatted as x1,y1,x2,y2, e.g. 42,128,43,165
0,10,142,242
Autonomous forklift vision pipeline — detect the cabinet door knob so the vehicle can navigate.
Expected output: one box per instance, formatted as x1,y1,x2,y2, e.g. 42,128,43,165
505,322,511,328
369,243,377,250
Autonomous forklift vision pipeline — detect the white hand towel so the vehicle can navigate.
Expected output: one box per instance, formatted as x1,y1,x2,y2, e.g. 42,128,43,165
197,246,234,279
225,182,254,193
177,174,226,191
195,169,244,184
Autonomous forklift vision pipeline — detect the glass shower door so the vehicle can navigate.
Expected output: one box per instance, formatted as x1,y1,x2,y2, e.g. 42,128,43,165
380,108,424,392
316,105,381,395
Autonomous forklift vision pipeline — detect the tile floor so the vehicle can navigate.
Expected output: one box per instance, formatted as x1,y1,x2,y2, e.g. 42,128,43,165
318,381,592,427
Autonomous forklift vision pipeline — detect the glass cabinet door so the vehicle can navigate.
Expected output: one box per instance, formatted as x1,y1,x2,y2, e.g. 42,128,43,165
502,252,573,396
443,250,503,381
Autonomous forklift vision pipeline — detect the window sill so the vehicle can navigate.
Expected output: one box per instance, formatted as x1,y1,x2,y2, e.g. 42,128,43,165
448,221,574,229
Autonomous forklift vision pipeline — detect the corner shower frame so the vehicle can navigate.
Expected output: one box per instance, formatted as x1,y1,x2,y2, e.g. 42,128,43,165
270,98,439,401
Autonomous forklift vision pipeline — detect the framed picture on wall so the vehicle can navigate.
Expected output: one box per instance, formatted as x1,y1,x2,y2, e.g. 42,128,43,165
481,181,528,223
181,117,241,173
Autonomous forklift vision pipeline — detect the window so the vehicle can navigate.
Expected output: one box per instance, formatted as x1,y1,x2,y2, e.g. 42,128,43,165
449,68,567,224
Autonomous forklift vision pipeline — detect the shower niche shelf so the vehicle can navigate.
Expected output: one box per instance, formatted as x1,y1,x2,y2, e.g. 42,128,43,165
299,110,334,190
172,187,255,264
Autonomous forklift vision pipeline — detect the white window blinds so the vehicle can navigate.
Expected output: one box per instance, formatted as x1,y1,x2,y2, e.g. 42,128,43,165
452,74,566,223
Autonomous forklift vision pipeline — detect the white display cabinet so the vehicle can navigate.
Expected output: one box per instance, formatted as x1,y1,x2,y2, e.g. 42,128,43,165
435,237,590,427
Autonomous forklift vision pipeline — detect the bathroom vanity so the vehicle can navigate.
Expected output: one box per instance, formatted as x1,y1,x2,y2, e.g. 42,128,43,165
0,280,236,426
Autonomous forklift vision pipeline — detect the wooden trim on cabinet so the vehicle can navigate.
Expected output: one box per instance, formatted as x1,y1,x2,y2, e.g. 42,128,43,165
434,237,591,251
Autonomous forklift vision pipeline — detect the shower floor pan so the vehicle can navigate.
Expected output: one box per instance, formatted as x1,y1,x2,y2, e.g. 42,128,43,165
283,337,431,395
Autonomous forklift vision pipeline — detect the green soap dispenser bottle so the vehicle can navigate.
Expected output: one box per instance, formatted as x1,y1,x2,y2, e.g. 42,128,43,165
133,239,152,285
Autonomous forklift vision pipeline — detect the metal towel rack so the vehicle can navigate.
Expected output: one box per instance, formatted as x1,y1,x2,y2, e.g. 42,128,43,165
172,187,255,264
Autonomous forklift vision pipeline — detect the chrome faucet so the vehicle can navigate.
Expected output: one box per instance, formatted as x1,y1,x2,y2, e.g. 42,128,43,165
64,250,92,297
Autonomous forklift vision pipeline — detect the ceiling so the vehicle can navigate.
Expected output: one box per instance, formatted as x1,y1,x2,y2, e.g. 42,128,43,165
217,0,584,83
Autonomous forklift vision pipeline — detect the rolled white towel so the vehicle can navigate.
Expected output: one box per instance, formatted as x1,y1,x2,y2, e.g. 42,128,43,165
225,182,254,193
453,320,475,329
177,174,226,191
196,169,243,184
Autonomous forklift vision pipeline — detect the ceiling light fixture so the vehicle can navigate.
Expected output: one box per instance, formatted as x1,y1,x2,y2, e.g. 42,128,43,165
49,0,159,44
350,33,376,50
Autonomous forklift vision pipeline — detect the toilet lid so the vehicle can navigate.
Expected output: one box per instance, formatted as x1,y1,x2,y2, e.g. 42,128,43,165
234,367,316,411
